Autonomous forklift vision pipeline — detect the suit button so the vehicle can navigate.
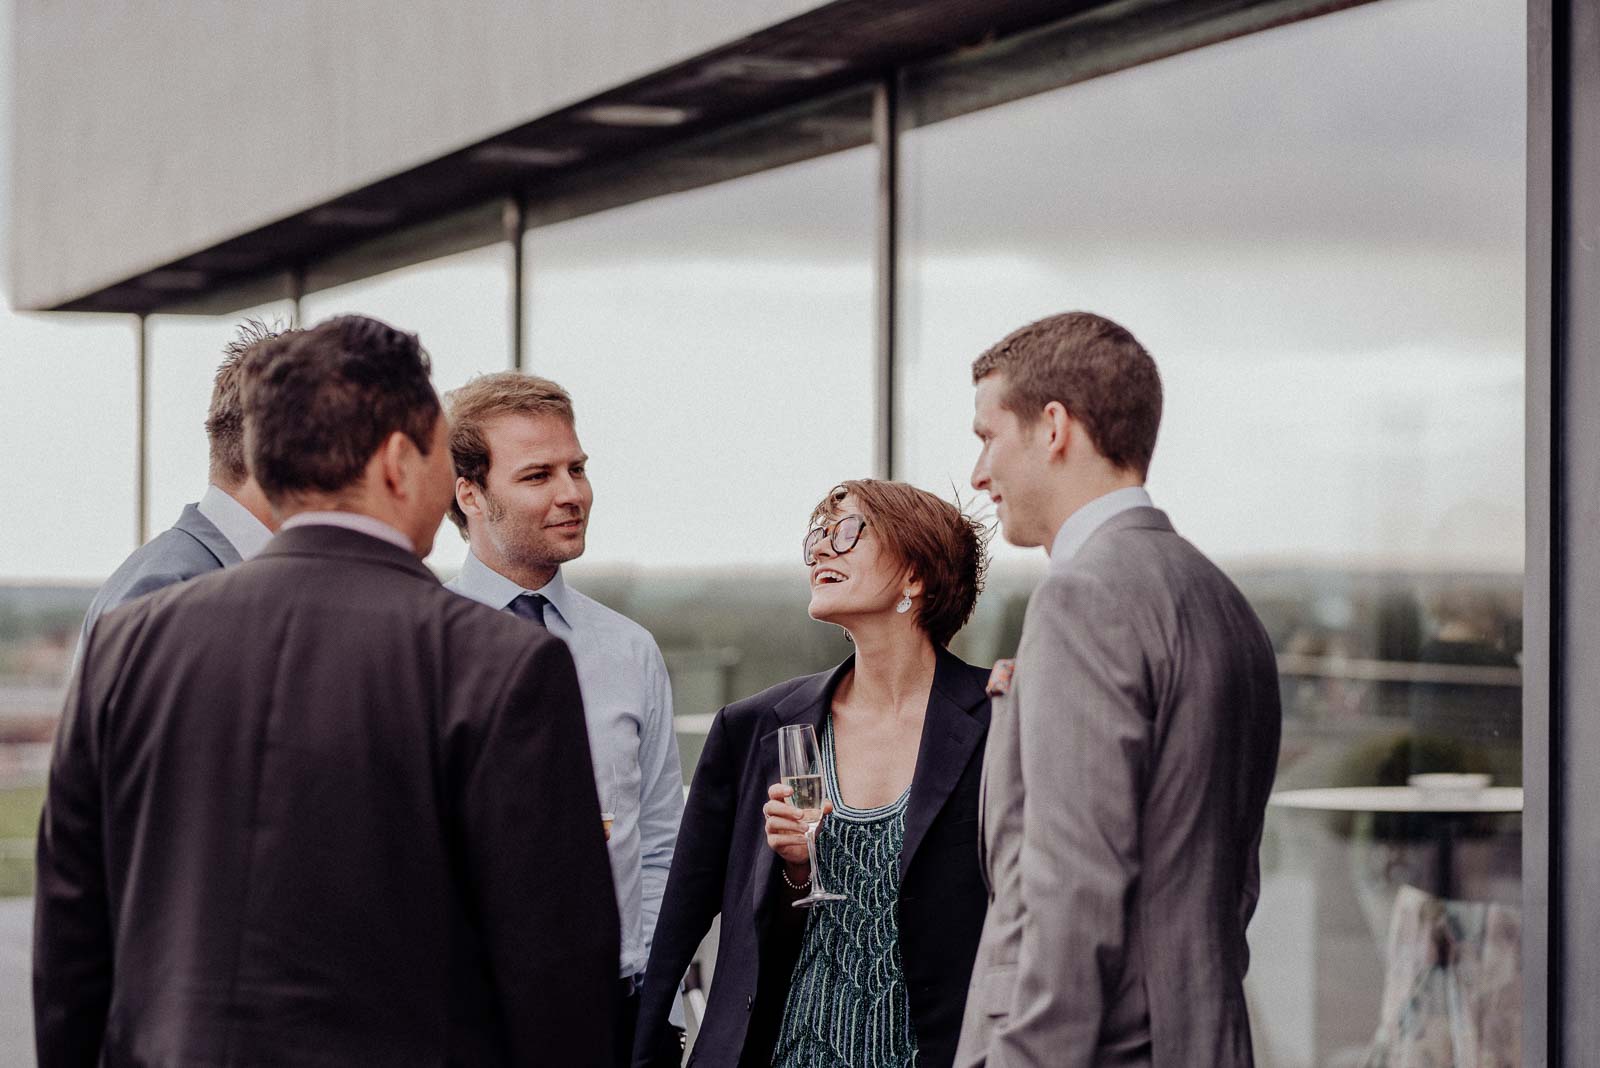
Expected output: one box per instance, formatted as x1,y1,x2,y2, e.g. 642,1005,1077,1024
745,994,754,1012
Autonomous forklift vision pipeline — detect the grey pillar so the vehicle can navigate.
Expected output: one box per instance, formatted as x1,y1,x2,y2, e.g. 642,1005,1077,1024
1526,0,1599,1061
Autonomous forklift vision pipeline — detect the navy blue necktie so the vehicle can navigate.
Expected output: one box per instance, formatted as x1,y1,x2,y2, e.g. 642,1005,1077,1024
507,592,548,630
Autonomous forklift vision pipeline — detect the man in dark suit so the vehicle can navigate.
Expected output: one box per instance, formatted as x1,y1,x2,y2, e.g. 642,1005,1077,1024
34,315,619,1067
956,312,1282,1068
77,320,285,646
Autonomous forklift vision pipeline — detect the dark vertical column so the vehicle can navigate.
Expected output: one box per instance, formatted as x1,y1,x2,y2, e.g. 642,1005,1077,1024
290,267,305,328
135,313,150,547
506,197,526,371
873,76,899,481
1530,0,1600,1062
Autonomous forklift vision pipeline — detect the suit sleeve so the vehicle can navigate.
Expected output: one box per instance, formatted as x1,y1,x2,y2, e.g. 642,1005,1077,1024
34,624,114,1068
632,706,739,1068
990,574,1150,1068
455,634,620,1068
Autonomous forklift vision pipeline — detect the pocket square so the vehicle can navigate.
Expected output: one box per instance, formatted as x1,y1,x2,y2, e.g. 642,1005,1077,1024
986,658,1015,696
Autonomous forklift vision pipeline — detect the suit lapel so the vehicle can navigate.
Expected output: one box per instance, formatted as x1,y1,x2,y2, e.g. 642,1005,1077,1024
899,650,988,881
173,503,241,567
749,659,848,922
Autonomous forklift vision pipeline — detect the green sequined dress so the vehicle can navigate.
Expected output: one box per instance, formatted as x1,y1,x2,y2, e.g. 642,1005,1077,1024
770,716,917,1068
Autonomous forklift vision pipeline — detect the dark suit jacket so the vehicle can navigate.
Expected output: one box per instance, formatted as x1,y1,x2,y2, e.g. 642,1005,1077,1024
35,523,620,1068
77,502,241,649
635,648,991,1068
956,508,1282,1068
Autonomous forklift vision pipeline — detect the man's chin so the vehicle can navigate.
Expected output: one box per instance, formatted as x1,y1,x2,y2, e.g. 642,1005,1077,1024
546,534,587,564
999,522,1042,550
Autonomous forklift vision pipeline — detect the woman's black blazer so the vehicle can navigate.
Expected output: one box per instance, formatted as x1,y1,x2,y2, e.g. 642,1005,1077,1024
634,648,992,1068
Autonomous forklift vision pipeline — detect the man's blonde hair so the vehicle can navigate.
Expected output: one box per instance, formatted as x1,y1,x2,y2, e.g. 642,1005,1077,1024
444,371,575,534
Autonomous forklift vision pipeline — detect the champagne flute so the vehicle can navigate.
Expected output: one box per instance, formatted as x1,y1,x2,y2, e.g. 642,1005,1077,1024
597,758,620,842
777,723,846,907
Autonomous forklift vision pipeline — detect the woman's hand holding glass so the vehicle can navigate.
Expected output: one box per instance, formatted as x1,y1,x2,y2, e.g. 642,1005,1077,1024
765,781,834,872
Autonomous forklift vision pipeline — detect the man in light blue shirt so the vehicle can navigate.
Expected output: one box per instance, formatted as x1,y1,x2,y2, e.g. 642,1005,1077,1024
78,321,284,648
443,371,684,1062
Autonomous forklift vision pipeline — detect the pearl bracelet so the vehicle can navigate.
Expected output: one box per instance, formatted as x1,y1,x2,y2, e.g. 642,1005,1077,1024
781,864,812,891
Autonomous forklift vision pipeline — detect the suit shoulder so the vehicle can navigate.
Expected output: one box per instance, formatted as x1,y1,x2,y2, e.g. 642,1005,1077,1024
956,658,993,692
92,527,220,611
1029,565,1117,614
715,669,829,731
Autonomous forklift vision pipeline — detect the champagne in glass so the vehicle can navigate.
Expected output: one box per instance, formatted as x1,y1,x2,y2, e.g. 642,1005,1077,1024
782,773,825,822
777,724,846,907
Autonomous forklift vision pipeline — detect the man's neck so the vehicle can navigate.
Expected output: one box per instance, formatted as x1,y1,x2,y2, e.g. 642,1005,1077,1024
211,479,276,531
278,509,418,554
1043,470,1145,555
469,541,559,592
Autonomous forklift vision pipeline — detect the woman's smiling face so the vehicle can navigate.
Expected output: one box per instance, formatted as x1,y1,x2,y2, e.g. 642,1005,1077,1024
805,494,908,627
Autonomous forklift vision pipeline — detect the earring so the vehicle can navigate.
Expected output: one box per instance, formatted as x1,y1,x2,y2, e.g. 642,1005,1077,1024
896,593,913,614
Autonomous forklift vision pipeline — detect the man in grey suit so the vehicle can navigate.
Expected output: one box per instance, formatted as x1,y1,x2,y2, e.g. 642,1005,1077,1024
77,321,285,643
955,312,1282,1068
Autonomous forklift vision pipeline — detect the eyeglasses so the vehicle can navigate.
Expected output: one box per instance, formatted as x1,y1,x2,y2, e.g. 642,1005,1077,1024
803,514,868,566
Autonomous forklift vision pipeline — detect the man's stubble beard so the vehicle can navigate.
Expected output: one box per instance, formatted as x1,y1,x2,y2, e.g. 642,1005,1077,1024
484,490,586,571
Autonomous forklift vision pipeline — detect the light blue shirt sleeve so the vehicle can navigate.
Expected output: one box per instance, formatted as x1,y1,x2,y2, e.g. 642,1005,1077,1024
635,644,685,1025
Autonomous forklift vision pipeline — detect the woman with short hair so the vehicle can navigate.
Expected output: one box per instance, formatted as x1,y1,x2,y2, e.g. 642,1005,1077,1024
634,479,992,1068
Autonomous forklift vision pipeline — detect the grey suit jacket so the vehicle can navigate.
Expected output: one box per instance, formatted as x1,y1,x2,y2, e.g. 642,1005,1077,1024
955,507,1281,1068
77,503,240,647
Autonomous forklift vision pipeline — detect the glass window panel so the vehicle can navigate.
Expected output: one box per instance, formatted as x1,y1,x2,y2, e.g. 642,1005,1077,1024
1,312,138,582
302,243,514,574
0,310,136,905
523,141,876,744
147,302,295,531
899,0,1524,1063
524,149,876,569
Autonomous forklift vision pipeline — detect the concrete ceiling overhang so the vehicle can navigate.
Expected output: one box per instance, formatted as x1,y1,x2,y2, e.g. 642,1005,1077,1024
54,0,1090,315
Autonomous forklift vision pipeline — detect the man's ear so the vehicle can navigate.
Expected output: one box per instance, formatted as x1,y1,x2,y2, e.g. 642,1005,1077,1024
456,475,485,520
379,430,416,497
1041,401,1072,461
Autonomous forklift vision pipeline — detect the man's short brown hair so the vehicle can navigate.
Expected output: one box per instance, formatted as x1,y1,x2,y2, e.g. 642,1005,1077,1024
443,372,576,535
971,311,1163,477
810,479,988,648
239,315,440,505
206,318,289,487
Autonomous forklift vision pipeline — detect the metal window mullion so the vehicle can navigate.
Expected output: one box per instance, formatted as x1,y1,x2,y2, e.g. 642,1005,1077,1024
135,314,150,546
506,198,526,371
873,76,899,482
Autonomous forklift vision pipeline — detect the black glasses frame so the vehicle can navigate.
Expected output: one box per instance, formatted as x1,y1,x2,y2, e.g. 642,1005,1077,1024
803,514,869,566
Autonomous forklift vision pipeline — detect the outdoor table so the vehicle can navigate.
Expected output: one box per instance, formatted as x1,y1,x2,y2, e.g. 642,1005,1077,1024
1269,786,1524,899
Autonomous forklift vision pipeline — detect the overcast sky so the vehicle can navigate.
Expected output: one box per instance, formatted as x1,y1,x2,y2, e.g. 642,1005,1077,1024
2,0,1525,583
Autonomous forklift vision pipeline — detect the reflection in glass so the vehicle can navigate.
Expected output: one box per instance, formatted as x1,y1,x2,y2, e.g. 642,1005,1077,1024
898,0,1524,1063
302,243,514,573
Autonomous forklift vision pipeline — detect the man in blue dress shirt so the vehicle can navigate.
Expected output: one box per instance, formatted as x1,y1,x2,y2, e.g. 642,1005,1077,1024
78,321,287,648
443,372,685,1063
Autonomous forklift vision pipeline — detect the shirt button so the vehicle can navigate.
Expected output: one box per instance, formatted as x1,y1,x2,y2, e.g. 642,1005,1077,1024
745,994,753,1012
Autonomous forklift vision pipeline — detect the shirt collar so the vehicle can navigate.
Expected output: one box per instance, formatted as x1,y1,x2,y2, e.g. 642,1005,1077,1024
1048,485,1155,567
280,511,416,554
453,550,575,629
196,483,273,560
